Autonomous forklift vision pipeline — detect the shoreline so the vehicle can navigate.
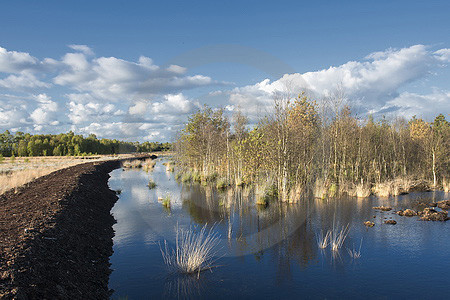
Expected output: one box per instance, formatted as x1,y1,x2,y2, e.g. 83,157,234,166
0,155,154,299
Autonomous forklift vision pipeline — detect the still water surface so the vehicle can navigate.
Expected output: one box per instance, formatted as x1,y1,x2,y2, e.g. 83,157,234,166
108,158,449,299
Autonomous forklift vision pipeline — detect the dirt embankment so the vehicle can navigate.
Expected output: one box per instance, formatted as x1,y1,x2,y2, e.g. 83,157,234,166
0,155,155,299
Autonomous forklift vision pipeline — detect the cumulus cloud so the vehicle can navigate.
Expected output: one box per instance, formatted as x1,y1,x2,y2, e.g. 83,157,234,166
66,93,122,124
0,44,449,141
0,47,39,73
376,89,450,120
151,93,198,114
30,94,59,130
53,53,215,101
227,45,449,120
0,72,50,89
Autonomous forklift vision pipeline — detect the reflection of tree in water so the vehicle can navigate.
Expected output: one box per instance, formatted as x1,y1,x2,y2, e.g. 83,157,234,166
181,185,226,224
179,183,319,283
271,219,317,284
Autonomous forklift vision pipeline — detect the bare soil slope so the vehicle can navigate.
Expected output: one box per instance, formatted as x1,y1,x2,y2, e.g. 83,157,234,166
0,158,150,299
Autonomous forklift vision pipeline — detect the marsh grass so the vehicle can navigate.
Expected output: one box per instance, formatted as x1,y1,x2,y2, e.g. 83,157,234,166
255,179,277,205
443,177,449,193
122,160,142,169
330,223,350,252
147,179,157,189
373,178,413,197
160,224,221,277
347,239,363,259
348,183,371,198
316,229,331,249
216,177,229,190
162,195,171,208
165,161,175,172
142,159,156,172
181,172,193,183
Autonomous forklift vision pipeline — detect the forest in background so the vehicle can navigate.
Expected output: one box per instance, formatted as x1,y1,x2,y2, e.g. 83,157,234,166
174,92,450,202
0,131,171,157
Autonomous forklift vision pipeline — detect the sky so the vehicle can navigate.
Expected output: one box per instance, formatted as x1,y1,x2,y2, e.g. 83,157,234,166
0,0,449,142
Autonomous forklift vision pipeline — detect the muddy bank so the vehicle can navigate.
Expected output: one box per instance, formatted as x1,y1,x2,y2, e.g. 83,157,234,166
0,155,155,299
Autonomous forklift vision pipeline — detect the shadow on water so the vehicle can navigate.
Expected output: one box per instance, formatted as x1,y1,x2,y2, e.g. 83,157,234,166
108,158,450,299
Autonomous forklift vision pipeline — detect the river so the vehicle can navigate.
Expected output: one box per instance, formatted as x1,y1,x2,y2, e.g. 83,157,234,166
108,158,449,299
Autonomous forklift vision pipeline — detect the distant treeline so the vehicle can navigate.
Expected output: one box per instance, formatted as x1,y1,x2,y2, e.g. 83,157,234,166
0,131,171,157
175,93,449,202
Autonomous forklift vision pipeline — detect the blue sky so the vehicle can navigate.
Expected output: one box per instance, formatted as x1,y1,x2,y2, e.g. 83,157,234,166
0,0,449,141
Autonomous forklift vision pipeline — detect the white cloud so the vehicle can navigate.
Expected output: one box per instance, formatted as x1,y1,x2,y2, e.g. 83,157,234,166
53,53,215,101
30,94,59,127
434,49,450,62
227,45,448,120
0,44,449,141
0,72,50,89
0,47,39,73
377,89,450,119
68,98,120,124
151,93,197,114
129,101,149,115
68,44,94,56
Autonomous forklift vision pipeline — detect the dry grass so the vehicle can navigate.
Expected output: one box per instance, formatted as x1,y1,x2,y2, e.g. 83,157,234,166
443,177,449,193
348,183,371,198
330,223,350,252
287,184,303,203
122,159,143,169
142,159,156,172
165,161,175,172
316,229,331,249
373,178,412,197
160,224,221,276
0,154,134,195
313,179,327,199
0,167,65,194
347,239,362,259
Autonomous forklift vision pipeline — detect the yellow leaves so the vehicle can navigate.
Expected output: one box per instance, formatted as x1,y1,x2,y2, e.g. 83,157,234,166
409,118,431,141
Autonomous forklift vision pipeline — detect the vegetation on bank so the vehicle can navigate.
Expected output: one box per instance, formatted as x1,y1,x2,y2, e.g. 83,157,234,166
0,131,171,157
174,92,449,202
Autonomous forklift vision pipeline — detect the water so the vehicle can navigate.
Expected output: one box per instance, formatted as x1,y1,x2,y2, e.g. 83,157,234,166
108,158,449,299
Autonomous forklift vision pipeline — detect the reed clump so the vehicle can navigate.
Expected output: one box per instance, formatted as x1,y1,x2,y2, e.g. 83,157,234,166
216,177,230,190
162,195,171,208
443,178,449,193
165,161,175,172
122,160,142,169
348,182,371,198
147,179,157,189
255,179,277,206
372,178,413,197
316,230,331,249
160,224,221,275
330,223,350,251
142,159,156,172
347,239,362,259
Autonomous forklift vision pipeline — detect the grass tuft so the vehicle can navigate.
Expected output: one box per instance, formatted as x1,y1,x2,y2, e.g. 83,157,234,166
347,239,363,259
330,223,350,252
316,229,331,249
160,224,221,276
147,179,157,189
